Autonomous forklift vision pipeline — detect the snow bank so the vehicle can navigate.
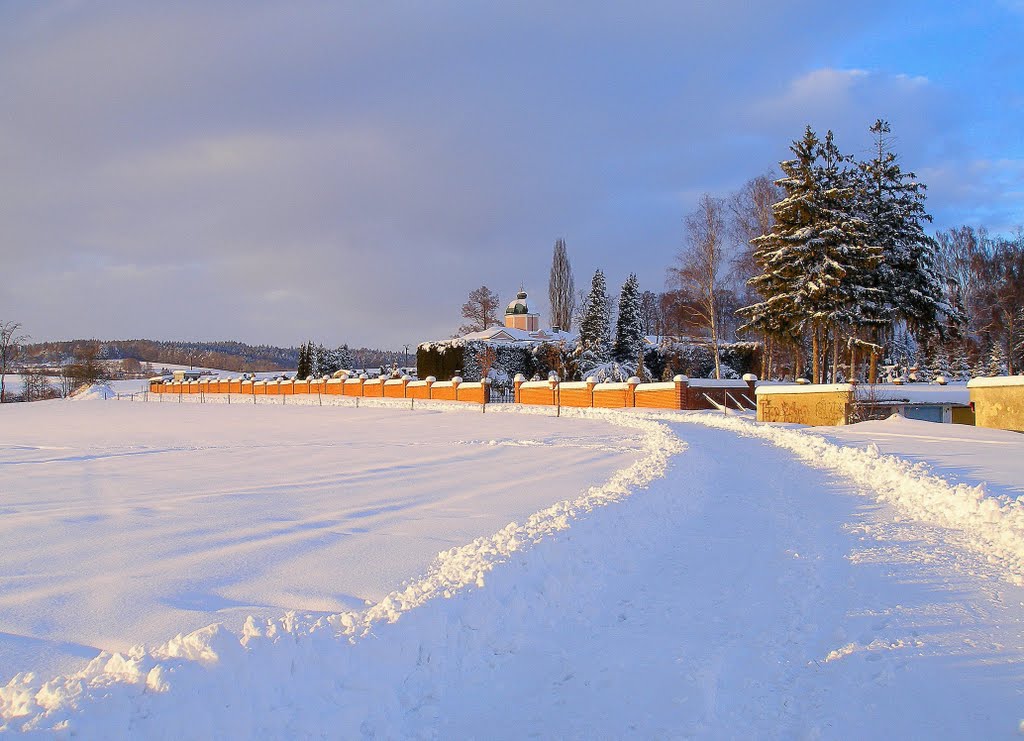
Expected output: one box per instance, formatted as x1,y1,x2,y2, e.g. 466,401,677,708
677,412,1024,586
69,383,116,401
755,383,852,395
0,406,681,734
687,378,749,388
967,375,1024,388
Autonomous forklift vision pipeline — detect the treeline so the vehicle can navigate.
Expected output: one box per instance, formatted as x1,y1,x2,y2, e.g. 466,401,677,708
20,339,298,372
19,339,408,375
931,225,1024,378
599,120,1023,383
418,338,760,390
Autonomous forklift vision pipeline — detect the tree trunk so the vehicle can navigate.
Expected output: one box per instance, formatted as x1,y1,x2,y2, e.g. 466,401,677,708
710,314,721,380
831,332,840,383
812,326,820,384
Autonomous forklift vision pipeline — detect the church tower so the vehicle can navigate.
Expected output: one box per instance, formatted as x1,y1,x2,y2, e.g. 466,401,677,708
504,289,539,332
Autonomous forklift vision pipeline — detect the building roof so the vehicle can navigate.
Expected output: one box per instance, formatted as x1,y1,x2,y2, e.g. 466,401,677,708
461,325,578,344
505,290,533,316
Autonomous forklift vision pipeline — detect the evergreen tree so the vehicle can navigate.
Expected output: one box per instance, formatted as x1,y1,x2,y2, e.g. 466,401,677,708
739,126,879,382
971,352,987,379
933,346,951,380
296,341,313,379
578,269,612,368
857,119,947,339
336,344,355,372
312,343,328,377
952,344,972,382
914,347,933,383
986,342,1008,377
318,346,341,377
613,273,644,362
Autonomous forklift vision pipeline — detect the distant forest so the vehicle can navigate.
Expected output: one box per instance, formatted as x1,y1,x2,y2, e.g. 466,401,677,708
20,339,406,374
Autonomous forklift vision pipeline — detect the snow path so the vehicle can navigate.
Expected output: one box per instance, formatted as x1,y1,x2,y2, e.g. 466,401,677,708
429,421,1024,738
676,412,1024,588
3,403,1024,736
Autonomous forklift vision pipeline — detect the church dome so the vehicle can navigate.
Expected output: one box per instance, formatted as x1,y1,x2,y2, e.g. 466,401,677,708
506,289,530,315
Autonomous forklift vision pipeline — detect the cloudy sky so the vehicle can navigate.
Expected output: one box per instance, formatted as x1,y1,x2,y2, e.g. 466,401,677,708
1,1,1021,349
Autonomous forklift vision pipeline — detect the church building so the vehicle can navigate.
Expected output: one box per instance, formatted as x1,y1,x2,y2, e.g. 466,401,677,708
460,288,574,344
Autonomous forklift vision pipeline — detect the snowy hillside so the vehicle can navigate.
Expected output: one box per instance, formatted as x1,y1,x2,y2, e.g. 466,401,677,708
1,398,1023,736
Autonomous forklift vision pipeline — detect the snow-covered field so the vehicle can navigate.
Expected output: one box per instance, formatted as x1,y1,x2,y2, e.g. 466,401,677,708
2,396,1024,736
0,399,641,684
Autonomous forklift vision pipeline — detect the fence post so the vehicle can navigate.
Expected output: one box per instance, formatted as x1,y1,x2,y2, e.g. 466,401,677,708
513,374,525,405
674,375,690,410
742,373,758,411
549,374,560,417
627,376,640,408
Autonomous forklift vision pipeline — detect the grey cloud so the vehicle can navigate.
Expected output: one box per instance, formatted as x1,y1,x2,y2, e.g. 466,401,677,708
1,1,1019,347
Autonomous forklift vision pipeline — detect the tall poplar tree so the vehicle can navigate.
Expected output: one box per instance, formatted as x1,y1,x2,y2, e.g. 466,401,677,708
548,238,575,331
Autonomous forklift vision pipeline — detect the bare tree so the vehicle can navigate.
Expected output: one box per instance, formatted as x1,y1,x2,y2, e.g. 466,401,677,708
670,194,729,378
58,366,77,398
1,321,29,403
728,173,780,292
474,344,497,382
21,367,56,402
548,238,576,331
62,343,108,395
639,290,662,336
459,285,501,335
570,287,589,331
729,174,781,377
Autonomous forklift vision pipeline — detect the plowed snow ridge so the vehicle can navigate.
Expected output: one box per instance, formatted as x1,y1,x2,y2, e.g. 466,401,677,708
675,412,1024,585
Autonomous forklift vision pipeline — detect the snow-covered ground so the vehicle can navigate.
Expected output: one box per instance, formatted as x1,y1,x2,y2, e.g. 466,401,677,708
0,399,641,685
2,397,1024,736
814,415,1023,498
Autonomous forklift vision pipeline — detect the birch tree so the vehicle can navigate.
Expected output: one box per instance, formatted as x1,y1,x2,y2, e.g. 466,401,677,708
672,194,728,378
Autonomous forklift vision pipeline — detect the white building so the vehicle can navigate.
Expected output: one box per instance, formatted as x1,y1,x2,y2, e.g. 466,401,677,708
460,289,576,344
